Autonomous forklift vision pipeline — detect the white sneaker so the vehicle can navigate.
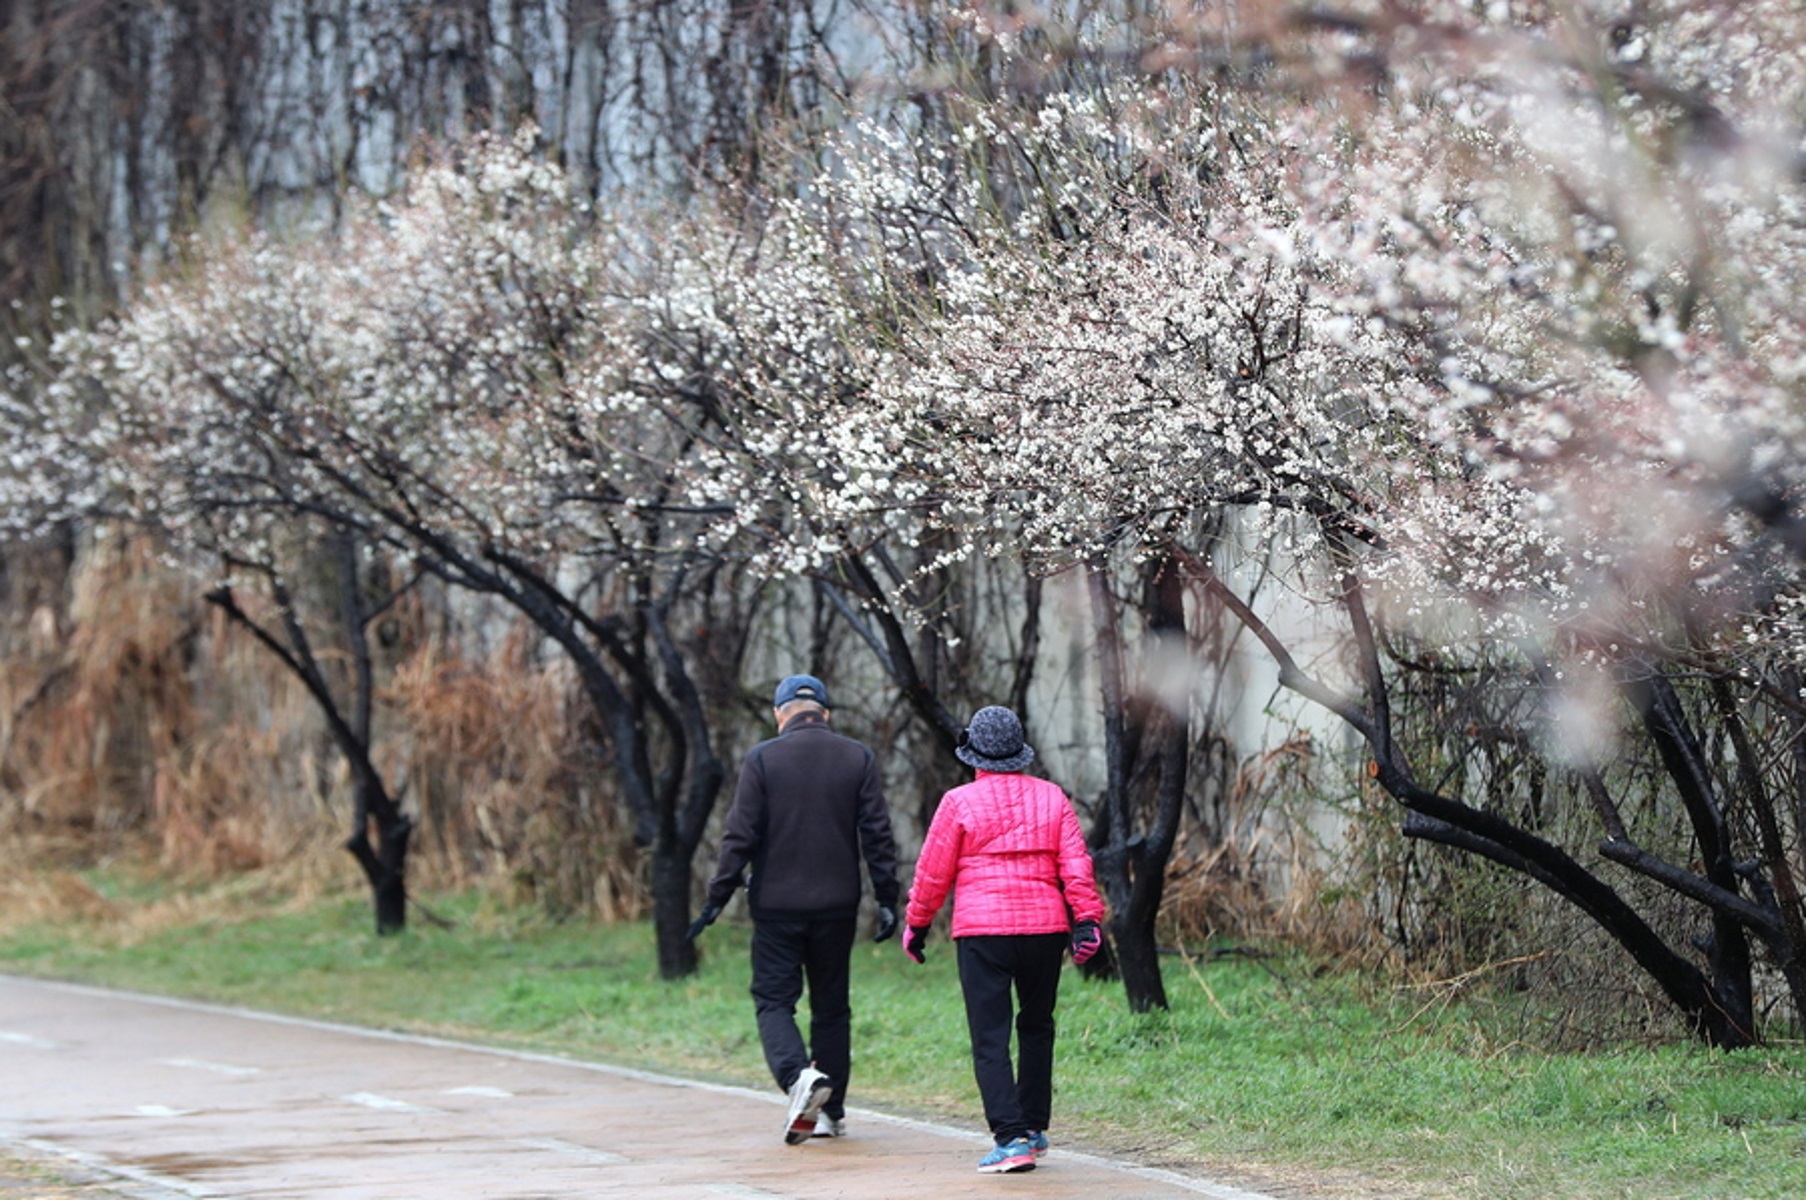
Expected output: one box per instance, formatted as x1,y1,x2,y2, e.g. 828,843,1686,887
812,1113,846,1138
784,1066,833,1145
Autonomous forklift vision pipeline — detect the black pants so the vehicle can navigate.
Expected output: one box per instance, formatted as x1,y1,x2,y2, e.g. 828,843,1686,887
956,932,1067,1145
750,916,857,1119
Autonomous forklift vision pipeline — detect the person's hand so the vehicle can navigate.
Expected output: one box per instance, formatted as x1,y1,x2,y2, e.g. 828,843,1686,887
903,925,930,964
686,903,722,941
1070,919,1103,965
874,905,898,942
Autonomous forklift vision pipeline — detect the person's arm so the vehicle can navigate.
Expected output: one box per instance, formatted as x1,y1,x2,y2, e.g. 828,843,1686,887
1053,796,1106,925
705,749,767,909
857,747,900,910
903,792,962,930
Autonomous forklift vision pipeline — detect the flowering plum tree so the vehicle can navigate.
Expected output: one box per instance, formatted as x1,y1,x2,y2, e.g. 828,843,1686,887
679,2,1806,1041
13,0,1806,1036
601,70,1281,1008
23,129,756,970
1246,0,1806,1045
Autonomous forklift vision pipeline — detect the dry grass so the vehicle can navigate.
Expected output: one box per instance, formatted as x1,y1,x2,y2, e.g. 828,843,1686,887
388,632,645,920
0,828,358,944
3,531,644,926
3,534,198,837
1160,735,1391,969
3,539,343,878
0,861,121,929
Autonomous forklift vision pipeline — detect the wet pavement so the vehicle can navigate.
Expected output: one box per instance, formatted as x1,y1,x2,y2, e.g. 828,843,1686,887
0,974,1285,1200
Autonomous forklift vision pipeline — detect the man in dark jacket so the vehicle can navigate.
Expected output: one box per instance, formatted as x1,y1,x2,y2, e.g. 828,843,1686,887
688,673,900,1144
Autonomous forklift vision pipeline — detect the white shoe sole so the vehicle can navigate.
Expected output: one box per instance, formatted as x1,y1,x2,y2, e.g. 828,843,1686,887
783,1074,833,1145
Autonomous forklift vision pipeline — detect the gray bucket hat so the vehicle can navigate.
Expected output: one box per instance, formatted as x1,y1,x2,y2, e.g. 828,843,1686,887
955,706,1035,773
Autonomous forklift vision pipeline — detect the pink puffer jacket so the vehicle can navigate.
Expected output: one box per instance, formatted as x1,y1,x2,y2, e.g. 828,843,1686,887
904,770,1105,938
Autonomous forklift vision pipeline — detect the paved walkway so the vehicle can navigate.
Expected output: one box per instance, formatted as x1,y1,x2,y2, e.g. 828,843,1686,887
0,975,1288,1200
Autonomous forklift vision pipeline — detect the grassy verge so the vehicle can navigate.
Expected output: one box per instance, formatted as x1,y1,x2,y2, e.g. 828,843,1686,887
2,872,1804,1199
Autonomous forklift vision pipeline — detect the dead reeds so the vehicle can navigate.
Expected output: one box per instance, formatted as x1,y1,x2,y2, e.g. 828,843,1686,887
386,628,644,921
3,531,644,926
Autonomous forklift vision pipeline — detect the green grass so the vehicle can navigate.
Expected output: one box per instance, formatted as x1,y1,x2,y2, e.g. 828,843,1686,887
4,882,1806,1199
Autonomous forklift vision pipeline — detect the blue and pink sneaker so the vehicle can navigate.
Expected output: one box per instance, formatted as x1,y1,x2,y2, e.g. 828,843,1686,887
977,1137,1037,1173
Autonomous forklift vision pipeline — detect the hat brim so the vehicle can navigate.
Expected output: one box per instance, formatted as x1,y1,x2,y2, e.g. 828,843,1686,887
956,744,1036,773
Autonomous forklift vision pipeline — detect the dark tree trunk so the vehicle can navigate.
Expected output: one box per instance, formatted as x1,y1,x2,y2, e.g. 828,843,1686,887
1113,872,1168,1012
1115,701,1182,1010
1084,554,1181,1011
824,550,971,838
375,509,742,978
652,836,698,979
1085,556,1133,970
1628,669,1760,1045
1115,555,1192,1012
205,536,417,936
650,581,729,980
830,551,964,750
330,527,412,936
346,806,413,936
1773,670,1806,1018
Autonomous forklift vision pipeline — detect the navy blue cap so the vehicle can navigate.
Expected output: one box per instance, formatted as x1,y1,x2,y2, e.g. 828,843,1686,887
774,674,831,708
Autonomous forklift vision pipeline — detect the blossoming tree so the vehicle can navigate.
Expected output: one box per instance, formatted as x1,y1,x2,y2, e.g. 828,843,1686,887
672,1,1806,1042
25,129,760,969
13,0,1806,1037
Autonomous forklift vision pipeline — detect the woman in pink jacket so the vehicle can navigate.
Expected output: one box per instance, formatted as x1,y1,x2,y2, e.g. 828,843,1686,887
902,705,1106,1174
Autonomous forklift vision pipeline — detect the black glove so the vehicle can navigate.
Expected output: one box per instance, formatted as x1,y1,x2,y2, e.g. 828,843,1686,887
1070,919,1103,965
903,924,930,964
873,905,898,942
686,902,722,942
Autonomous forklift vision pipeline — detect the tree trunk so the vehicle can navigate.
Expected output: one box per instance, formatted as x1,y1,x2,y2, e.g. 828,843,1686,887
206,569,414,936
346,809,413,936
1084,554,1179,1011
1630,670,1760,1045
652,837,698,979
650,587,730,981
1114,556,1193,1011
1085,557,1133,974
1113,879,1167,1012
